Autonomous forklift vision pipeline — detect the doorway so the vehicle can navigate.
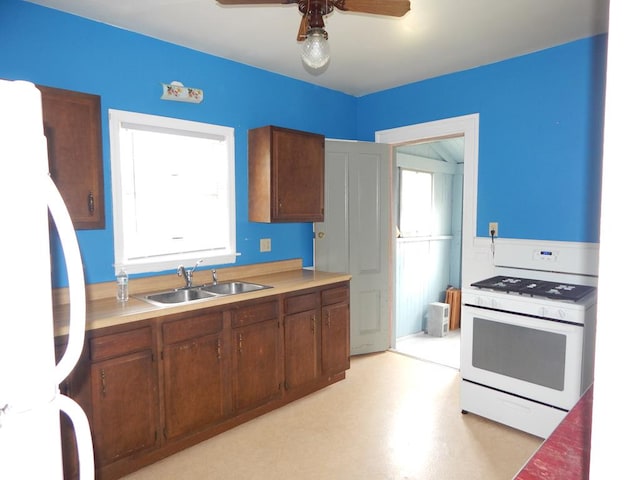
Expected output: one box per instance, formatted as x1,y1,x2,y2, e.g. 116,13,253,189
375,114,479,369
392,137,463,368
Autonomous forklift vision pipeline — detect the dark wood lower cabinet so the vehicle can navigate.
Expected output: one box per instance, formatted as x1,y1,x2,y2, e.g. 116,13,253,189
56,341,90,480
89,327,159,467
231,318,281,411
59,282,349,480
90,351,159,465
161,309,229,440
283,291,321,391
284,309,321,389
231,299,281,412
321,286,351,376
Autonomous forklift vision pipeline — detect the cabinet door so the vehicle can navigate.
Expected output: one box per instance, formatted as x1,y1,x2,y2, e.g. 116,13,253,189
232,318,281,412
321,302,351,375
38,85,104,229
89,327,158,466
284,309,321,390
163,332,227,440
91,350,158,465
271,127,324,222
249,125,324,223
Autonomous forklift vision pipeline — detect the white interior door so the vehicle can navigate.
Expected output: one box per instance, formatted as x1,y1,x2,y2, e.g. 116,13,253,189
315,140,391,355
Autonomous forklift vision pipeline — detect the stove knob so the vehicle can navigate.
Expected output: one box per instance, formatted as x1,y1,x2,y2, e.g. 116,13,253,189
491,299,499,308
558,309,566,319
539,307,547,317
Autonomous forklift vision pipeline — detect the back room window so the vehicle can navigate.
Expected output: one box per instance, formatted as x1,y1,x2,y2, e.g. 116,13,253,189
398,168,433,237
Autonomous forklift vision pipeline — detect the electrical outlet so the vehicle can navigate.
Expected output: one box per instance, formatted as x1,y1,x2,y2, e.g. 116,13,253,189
259,238,271,252
489,222,498,237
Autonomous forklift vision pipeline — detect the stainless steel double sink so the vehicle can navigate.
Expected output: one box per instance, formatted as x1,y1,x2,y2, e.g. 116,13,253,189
138,281,272,306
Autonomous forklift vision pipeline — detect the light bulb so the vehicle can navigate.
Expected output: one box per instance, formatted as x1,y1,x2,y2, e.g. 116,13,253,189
301,28,330,69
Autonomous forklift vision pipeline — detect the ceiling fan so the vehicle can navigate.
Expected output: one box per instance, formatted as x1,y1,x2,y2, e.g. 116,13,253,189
217,0,411,69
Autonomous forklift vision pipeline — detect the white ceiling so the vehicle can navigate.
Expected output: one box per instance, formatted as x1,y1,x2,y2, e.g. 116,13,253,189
397,137,465,164
26,0,609,97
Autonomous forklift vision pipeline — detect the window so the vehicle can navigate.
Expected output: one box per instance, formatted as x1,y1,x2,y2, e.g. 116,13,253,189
398,168,433,237
109,109,235,274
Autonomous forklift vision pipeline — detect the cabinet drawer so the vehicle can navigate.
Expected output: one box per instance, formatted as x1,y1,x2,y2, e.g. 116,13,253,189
90,327,152,362
231,300,278,328
322,286,349,306
284,292,319,315
162,310,223,345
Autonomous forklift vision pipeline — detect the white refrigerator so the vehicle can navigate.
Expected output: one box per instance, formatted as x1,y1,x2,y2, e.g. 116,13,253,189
0,80,95,478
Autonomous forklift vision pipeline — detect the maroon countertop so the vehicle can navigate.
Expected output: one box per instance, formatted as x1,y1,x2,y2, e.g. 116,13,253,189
515,385,593,479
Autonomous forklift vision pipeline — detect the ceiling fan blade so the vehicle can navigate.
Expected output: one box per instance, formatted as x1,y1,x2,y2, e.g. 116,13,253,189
333,0,410,17
216,0,297,5
297,11,309,41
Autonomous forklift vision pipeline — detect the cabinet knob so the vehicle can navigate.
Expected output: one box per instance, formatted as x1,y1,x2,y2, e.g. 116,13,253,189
317,231,325,239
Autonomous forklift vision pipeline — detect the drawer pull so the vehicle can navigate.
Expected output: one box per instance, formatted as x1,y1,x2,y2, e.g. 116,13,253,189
100,369,107,397
88,191,95,215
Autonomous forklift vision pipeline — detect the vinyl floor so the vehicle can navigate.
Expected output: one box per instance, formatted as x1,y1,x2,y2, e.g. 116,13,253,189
394,329,461,370
122,351,541,480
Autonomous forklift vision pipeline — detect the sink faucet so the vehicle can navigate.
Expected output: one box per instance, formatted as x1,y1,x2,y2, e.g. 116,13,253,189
211,269,218,285
177,259,203,288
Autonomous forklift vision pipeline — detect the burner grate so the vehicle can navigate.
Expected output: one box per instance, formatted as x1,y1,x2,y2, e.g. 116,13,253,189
471,276,595,301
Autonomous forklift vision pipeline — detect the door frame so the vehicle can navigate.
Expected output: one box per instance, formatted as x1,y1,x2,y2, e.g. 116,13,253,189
375,114,480,345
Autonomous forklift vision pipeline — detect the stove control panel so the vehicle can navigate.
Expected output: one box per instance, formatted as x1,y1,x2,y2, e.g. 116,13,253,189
493,239,599,276
539,306,568,320
462,288,594,325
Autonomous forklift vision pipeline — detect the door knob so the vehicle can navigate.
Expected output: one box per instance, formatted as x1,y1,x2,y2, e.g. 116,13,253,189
317,231,325,239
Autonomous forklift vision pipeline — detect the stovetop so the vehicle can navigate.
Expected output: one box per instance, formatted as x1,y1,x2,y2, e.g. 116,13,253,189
471,276,596,302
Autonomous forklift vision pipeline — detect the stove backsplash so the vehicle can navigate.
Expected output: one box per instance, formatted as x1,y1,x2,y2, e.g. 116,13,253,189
464,238,599,288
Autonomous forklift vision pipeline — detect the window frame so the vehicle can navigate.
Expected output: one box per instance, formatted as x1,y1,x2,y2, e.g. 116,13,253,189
109,109,236,275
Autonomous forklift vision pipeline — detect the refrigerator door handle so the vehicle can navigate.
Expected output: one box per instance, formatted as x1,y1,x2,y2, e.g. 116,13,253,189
46,175,87,384
57,394,95,479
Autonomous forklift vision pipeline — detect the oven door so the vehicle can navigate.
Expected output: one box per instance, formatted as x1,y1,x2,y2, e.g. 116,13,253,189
461,305,584,410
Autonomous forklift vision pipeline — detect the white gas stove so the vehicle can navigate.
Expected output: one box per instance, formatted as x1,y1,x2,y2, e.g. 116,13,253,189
460,243,598,438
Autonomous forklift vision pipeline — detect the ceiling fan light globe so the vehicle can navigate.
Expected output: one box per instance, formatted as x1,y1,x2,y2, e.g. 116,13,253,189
301,29,330,69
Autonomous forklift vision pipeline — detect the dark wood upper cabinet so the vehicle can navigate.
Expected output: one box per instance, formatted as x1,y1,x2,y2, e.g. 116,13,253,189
248,125,324,223
38,85,105,229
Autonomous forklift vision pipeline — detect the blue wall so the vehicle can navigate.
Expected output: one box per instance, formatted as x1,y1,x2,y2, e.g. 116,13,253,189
0,0,606,286
0,0,356,286
356,36,607,243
